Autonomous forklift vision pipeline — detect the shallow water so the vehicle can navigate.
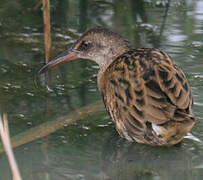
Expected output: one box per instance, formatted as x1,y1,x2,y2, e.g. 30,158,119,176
0,0,203,179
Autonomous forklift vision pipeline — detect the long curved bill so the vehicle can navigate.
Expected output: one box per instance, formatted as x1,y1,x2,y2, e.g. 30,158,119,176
38,48,79,74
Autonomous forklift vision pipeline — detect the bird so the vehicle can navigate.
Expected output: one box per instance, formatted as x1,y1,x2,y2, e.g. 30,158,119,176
39,27,196,146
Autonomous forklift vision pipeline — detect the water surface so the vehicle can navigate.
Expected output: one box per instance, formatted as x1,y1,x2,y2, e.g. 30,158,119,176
0,0,203,179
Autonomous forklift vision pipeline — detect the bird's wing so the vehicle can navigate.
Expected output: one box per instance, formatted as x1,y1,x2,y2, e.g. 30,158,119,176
100,49,193,128
142,57,192,124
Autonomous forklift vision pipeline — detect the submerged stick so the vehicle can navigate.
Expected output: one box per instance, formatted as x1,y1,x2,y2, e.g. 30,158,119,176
0,100,104,153
0,114,22,180
42,0,51,62
30,0,42,12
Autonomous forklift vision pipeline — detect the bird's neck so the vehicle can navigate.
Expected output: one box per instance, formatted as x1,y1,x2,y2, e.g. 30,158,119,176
98,46,131,73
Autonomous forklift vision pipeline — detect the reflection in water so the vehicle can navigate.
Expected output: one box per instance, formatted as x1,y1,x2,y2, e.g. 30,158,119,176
101,135,193,180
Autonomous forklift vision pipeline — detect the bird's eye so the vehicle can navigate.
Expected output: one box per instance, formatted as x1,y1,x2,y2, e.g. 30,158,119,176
78,40,92,51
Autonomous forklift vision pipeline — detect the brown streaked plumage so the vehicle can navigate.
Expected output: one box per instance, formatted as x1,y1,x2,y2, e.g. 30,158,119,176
39,27,196,146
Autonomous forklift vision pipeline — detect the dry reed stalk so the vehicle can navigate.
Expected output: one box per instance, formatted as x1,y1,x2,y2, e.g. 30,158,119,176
42,0,51,62
0,114,22,180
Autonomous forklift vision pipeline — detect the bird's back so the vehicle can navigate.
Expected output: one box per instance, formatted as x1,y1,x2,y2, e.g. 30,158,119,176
98,48,196,146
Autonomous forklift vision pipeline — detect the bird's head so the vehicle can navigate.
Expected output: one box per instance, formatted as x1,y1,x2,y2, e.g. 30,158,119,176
39,27,130,73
